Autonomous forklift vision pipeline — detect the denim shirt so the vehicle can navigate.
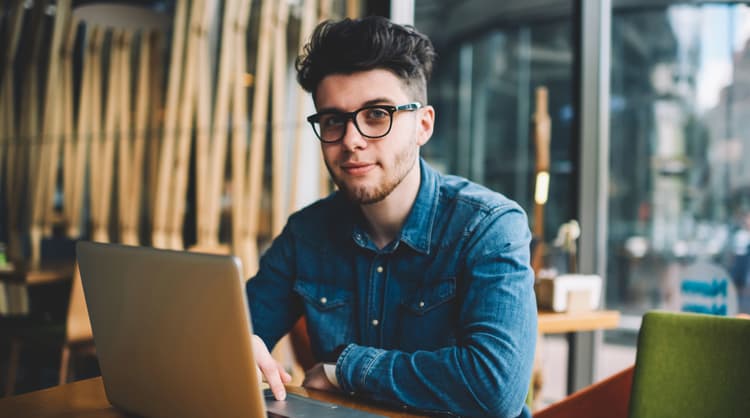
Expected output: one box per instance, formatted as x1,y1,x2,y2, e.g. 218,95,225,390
246,159,537,418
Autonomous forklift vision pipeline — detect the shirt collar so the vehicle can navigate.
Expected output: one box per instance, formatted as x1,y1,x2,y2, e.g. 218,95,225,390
348,158,439,255
397,158,438,255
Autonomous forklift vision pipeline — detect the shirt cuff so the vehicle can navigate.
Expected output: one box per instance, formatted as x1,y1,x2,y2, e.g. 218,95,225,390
335,343,388,395
322,363,339,388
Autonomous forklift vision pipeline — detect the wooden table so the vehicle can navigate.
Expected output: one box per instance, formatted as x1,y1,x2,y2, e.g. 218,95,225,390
538,310,621,394
538,310,620,334
0,261,75,286
0,377,428,418
0,310,620,416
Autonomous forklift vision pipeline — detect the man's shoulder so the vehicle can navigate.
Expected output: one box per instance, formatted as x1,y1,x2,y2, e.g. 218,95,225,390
436,172,523,216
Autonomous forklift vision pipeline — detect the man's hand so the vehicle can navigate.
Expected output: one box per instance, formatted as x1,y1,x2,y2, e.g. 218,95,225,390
252,334,292,400
302,363,339,392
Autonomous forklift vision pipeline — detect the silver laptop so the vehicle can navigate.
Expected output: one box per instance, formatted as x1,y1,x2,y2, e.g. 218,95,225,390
76,241,382,418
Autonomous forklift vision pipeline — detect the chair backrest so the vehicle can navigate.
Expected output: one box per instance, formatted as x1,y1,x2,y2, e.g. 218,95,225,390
629,311,750,418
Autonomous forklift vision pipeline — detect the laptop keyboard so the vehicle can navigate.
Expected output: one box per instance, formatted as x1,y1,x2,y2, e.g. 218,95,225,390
263,389,385,418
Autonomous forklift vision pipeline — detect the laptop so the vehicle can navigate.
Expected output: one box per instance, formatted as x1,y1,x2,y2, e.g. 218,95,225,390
76,241,382,418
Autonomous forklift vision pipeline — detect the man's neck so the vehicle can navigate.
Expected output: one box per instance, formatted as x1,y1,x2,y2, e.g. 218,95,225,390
360,160,421,249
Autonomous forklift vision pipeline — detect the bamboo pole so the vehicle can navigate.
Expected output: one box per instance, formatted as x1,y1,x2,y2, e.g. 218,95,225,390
193,0,219,249
317,0,334,198
30,0,71,267
115,30,136,245
121,30,154,245
271,0,290,238
92,28,125,243
60,15,79,238
199,0,243,253
289,0,318,215
240,0,275,277
231,0,252,268
153,0,189,249
67,26,100,238
1,0,25,199
147,32,164,227
531,86,551,275
166,0,215,250
20,1,49,260
40,2,74,238
1,0,25,261
345,0,360,19
87,26,105,243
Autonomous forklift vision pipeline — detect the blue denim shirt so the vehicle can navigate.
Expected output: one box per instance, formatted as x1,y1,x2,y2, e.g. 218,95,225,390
246,159,537,418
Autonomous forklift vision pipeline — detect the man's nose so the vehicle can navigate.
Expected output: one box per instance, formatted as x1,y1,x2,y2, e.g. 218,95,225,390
340,119,368,151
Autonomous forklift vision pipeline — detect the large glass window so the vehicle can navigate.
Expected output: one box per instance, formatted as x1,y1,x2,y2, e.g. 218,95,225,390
424,13,577,247
608,3,750,316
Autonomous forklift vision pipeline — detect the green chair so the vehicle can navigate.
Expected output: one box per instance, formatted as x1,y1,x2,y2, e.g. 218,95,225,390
535,311,750,418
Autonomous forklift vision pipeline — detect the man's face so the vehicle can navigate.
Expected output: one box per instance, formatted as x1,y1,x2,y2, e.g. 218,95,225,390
314,69,434,204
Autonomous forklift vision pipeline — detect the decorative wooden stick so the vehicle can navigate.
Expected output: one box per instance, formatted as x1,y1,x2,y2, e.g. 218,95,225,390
153,0,188,248
30,0,71,266
193,0,221,249
1,0,25,261
61,15,79,238
122,30,154,246
67,25,100,238
201,0,243,252
115,30,135,245
241,0,275,277
317,0,334,198
231,0,253,268
271,0,290,238
166,0,215,250
289,0,318,215
0,0,25,203
531,86,551,275
95,29,129,243
146,32,164,228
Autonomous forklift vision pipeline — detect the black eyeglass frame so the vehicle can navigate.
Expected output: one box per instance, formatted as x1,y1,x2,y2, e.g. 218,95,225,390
306,102,422,143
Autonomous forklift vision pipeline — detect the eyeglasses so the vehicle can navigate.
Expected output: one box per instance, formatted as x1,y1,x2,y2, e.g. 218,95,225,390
306,102,422,143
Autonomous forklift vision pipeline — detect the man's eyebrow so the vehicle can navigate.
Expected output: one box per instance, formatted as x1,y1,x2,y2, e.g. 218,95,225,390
316,98,395,114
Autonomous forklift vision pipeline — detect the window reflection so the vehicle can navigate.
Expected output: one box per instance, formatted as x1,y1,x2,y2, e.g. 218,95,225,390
426,19,576,247
609,3,750,315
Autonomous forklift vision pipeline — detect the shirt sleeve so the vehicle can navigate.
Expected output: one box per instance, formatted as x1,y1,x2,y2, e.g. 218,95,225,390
335,207,537,418
245,223,304,351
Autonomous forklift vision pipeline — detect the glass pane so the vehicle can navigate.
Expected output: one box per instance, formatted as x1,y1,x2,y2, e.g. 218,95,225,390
608,3,750,316
425,17,576,247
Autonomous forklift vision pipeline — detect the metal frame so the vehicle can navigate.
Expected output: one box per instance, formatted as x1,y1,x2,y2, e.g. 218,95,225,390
571,0,611,393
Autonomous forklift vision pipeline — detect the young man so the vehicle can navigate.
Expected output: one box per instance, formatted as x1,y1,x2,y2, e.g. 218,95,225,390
246,16,537,418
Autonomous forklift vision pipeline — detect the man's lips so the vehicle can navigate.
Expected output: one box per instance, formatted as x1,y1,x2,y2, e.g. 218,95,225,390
340,162,376,176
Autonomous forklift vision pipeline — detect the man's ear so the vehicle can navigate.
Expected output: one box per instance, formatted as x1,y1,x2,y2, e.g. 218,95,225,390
416,105,435,146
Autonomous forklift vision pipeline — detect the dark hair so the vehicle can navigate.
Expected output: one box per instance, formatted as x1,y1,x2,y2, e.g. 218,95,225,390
295,16,436,103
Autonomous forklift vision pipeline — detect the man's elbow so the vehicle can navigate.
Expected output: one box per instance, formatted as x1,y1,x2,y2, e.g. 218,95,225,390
463,373,530,418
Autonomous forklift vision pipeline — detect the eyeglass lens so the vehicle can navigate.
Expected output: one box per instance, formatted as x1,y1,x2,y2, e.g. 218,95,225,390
315,107,393,142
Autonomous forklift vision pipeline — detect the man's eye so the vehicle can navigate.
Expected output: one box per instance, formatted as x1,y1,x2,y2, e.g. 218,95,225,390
320,114,347,127
365,108,390,120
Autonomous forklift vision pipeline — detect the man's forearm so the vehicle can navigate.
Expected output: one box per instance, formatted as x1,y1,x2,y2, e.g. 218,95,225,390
334,334,536,418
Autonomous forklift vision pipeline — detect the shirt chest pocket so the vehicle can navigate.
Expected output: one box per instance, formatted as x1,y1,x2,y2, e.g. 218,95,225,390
398,277,457,350
293,279,354,358
402,277,456,315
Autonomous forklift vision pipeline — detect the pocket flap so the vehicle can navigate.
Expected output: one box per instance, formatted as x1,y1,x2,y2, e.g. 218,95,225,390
402,277,456,315
293,279,352,311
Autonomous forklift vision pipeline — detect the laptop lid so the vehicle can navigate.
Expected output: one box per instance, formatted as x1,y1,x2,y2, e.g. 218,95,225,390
76,242,266,418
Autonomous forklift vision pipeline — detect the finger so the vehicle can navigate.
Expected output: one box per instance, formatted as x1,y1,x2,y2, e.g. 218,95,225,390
281,369,292,383
265,368,287,400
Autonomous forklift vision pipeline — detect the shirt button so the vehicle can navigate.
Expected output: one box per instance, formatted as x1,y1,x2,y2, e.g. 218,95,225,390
376,266,383,273
320,297,327,304
418,301,425,308
371,319,379,327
